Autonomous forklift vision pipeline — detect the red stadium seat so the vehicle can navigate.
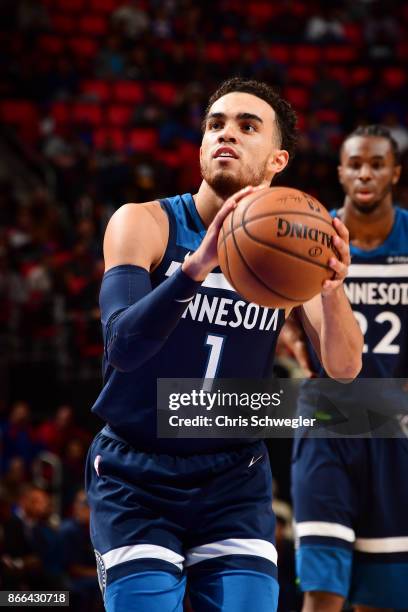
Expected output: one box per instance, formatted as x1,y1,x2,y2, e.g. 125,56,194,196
89,0,119,12
382,67,406,89
52,14,77,35
106,104,133,127
51,102,72,125
293,45,320,64
248,3,279,21
81,80,112,103
56,0,86,11
68,37,98,59
112,81,144,104
351,66,373,86
287,66,316,86
324,46,357,63
268,44,290,64
72,103,103,125
94,128,125,151
328,66,350,87
38,35,65,55
397,42,408,60
205,42,226,64
0,100,38,124
0,100,39,143
149,82,178,105
283,87,310,110
78,15,108,37
128,128,158,152
315,109,341,124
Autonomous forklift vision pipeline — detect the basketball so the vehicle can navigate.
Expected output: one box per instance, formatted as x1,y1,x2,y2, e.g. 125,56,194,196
217,187,339,308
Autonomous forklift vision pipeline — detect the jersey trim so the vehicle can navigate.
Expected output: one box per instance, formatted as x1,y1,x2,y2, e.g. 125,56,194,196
185,538,278,567
296,521,355,543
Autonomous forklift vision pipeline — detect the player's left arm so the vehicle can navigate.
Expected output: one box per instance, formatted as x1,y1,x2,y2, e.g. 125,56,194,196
299,216,363,380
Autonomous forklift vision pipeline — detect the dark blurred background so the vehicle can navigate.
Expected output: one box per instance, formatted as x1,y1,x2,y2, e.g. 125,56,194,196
0,0,407,609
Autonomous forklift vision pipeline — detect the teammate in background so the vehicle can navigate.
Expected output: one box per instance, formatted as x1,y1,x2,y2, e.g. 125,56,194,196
85,78,362,612
290,125,408,611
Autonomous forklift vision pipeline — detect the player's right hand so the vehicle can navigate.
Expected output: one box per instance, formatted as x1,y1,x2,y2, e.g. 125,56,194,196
182,185,265,281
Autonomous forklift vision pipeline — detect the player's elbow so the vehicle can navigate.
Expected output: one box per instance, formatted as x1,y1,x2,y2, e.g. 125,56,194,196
326,356,362,383
106,334,163,372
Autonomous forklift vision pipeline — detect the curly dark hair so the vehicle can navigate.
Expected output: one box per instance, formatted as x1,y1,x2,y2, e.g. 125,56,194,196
342,125,401,165
203,77,298,162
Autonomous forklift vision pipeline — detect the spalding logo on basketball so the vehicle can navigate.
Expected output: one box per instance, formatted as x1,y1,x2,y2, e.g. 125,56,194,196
217,187,339,308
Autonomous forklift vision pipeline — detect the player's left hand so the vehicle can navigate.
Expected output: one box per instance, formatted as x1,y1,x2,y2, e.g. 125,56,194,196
321,216,351,296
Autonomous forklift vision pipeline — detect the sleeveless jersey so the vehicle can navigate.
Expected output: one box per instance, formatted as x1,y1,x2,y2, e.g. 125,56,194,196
92,193,286,454
307,206,408,378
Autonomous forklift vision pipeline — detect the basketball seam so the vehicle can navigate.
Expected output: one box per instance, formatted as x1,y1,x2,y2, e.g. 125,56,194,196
220,210,334,245
229,208,303,304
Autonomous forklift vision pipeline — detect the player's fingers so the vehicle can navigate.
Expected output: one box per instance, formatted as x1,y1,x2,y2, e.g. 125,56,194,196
333,216,350,244
332,235,351,265
329,256,348,279
322,278,342,292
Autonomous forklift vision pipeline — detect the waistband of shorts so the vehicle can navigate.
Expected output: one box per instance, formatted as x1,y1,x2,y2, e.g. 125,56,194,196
100,424,262,459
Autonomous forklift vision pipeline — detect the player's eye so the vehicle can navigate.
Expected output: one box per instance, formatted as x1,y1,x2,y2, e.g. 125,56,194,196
371,162,383,170
349,162,361,170
242,123,256,132
208,121,221,130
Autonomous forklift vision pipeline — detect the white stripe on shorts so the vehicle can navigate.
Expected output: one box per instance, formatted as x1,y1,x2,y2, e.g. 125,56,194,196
185,538,278,567
295,521,355,543
355,536,408,553
102,544,184,571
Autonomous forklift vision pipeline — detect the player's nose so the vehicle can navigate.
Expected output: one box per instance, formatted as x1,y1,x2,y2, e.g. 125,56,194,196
218,122,238,143
358,163,373,180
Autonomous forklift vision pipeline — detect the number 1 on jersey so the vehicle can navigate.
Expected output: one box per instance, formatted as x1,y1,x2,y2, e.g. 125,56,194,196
204,334,226,378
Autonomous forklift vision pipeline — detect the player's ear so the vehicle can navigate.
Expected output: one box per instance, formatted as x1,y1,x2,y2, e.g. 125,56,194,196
392,164,402,185
269,149,289,175
337,165,344,184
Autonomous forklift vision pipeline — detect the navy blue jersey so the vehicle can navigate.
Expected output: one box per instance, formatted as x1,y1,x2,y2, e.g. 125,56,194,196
308,206,408,378
92,193,285,454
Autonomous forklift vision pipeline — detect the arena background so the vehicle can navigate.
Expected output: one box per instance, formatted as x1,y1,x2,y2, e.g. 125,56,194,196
0,1,407,610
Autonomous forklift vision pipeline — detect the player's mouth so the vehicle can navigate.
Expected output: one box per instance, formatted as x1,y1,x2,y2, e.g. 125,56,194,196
355,189,375,201
213,147,239,160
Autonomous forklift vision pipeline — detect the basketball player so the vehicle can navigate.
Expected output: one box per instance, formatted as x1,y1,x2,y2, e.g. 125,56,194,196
291,125,408,611
85,78,362,612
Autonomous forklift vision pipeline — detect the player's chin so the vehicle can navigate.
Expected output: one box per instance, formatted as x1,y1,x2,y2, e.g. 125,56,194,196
207,170,250,199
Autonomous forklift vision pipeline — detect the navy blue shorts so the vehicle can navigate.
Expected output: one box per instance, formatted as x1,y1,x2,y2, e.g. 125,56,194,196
85,428,279,611
292,436,408,608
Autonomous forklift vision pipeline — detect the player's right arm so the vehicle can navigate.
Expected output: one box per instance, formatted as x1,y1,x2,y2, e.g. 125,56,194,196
101,187,260,373
100,203,203,372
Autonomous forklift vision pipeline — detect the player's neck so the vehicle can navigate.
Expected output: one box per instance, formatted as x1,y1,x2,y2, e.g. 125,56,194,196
193,181,225,228
340,197,395,250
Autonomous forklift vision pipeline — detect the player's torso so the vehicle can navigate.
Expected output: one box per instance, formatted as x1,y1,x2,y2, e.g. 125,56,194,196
92,193,285,453
151,193,285,379
341,207,408,378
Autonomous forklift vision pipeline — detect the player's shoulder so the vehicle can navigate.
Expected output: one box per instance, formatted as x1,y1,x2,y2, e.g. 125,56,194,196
395,206,408,225
103,201,169,271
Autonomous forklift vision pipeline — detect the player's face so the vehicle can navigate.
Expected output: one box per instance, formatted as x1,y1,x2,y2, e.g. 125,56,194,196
338,136,401,214
200,92,288,199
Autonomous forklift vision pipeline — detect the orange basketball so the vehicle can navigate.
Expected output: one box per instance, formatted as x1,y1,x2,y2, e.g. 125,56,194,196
217,187,338,308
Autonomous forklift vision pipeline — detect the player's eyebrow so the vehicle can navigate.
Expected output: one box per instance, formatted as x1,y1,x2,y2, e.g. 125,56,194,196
207,112,263,124
348,154,386,160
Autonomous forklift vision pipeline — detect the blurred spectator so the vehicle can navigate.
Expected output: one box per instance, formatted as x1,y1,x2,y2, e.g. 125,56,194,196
59,490,101,611
61,439,87,512
1,486,63,589
381,112,408,153
111,0,150,41
2,457,29,506
36,404,90,458
305,7,346,42
0,401,41,474
95,35,126,79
